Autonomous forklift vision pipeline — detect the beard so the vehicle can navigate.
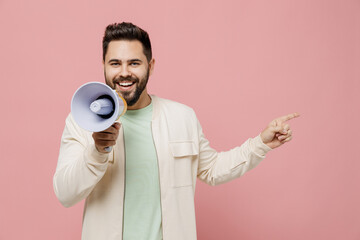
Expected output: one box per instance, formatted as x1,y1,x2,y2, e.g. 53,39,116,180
105,68,149,107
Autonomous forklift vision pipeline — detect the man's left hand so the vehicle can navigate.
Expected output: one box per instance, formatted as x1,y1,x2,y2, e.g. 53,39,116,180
260,113,300,149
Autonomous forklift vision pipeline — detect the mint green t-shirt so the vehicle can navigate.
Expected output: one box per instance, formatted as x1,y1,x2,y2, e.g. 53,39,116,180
120,102,163,240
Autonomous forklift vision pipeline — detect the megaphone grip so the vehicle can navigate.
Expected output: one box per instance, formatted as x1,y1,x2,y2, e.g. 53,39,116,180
104,146,112,152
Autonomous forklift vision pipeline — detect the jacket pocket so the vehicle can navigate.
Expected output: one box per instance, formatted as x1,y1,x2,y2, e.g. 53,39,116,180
169,141,198,187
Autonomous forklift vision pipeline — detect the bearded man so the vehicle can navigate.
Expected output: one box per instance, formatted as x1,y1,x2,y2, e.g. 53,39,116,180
54,22,299,240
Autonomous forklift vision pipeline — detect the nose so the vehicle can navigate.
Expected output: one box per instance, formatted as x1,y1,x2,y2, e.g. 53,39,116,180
120,65,131,78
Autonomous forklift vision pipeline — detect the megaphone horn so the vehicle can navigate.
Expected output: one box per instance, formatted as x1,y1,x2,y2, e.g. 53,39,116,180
71,82,127,151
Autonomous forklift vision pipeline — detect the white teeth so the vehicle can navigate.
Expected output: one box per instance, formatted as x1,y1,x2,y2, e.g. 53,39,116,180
119,82,133,86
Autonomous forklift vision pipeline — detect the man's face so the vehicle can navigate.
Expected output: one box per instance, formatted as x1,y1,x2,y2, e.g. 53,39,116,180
103,40,154,107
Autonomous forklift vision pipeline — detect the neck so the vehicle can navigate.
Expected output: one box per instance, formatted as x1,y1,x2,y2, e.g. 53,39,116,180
127,88,151,110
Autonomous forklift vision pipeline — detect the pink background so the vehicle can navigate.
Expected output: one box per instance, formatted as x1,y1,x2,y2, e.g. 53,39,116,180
0,0,359,239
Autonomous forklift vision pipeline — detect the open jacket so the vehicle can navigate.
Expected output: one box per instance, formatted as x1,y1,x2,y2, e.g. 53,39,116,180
53,95,272,240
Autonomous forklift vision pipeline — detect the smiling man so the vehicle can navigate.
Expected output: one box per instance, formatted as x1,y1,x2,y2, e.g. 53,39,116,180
104,39,153,109
54,22,299,240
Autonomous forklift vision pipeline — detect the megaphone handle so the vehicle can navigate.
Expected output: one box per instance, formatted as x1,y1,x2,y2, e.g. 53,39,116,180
104,146,112,152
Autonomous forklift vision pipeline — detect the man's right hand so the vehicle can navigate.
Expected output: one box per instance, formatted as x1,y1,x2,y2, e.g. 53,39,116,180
92,122,121,153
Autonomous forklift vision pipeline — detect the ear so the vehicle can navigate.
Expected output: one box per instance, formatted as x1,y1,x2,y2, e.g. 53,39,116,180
149,58,155,76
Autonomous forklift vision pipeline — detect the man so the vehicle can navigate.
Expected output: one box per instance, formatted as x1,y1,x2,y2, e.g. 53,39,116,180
53,22,299,240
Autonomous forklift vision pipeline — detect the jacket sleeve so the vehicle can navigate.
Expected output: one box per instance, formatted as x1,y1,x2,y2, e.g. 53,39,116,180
53,114,112,207
196,118,272,186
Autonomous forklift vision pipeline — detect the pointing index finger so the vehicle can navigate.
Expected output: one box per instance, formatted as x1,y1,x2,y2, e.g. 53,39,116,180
277,112,300,123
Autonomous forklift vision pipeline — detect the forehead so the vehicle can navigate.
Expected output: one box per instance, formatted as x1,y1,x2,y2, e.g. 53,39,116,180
105,40,146,61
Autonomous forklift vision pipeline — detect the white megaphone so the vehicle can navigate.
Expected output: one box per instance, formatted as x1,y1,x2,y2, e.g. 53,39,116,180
71,82,127,152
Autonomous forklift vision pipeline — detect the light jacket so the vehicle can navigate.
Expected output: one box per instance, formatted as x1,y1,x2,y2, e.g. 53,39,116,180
53,95,272,240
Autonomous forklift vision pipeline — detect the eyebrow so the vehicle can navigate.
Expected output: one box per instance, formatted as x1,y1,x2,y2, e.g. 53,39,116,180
108,58,143,63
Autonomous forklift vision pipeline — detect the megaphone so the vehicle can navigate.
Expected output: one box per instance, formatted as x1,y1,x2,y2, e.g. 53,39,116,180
71,82,127,151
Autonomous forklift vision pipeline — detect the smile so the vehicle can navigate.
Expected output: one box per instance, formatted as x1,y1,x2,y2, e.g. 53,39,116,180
116,81,136,91
119,82,134,87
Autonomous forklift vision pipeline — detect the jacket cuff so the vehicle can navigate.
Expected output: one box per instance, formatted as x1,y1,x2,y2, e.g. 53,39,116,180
85,144,110,164
251,134,272,156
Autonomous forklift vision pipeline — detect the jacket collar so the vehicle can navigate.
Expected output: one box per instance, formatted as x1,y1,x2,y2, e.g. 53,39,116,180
149,95,160,121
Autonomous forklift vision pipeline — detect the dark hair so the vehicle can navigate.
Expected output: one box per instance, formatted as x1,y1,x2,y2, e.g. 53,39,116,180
102,22,152,63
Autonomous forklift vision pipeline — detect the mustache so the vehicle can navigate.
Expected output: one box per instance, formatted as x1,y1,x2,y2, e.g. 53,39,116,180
113,76,138,84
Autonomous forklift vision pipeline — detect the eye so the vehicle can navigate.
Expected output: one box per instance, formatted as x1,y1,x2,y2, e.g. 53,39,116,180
110,62,120,66
130,62,140,66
